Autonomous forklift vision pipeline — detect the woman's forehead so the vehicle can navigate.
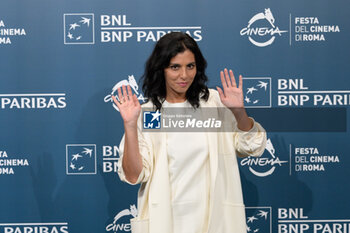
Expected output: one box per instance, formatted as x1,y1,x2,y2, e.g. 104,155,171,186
169,50,195,63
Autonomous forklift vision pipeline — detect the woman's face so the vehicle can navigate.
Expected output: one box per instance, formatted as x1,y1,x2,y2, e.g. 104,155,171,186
164,49,197,102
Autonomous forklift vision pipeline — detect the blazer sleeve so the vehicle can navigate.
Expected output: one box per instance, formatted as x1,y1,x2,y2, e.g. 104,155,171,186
117,114,153,185
233,118,267,158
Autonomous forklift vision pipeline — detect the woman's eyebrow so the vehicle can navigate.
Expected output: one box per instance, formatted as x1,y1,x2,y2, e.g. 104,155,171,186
168,61,195,66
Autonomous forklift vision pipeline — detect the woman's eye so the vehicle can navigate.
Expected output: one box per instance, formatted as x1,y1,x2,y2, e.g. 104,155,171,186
170,65,179,70
187,63,195,69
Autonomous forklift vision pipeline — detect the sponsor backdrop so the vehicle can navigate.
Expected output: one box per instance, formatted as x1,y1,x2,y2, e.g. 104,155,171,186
1,0,350,232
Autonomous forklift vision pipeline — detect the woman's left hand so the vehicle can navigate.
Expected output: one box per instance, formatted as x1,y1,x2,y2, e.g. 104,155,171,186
217,68,253,131
216,68,244,111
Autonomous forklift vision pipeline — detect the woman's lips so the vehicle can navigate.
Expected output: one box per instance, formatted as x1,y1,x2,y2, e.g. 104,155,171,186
178,82,188,87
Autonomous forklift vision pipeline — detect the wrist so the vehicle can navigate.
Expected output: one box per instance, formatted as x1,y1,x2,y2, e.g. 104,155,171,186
231,109,253,131
230,107,246,119
124,120,138,130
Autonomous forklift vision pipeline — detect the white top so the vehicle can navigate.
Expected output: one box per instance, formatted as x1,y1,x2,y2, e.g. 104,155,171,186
163,100,210,233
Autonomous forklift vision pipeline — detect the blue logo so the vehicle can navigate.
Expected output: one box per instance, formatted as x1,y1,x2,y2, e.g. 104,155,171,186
143,111,161,129
64,13,95,44
243,77,271,108
66,144,96,175
246,207,272,233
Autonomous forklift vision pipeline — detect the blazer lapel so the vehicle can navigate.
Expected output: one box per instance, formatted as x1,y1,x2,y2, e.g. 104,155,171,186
200,98,219,206
148,132,173,233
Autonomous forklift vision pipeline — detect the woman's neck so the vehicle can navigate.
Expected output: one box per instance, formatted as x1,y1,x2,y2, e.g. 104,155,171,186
165,93,187,103
165,96,187,103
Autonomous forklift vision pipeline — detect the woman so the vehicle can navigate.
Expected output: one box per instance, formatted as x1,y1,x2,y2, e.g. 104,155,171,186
112,32,266,233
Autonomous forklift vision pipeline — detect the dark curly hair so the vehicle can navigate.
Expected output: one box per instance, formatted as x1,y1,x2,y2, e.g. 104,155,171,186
142,32,209,110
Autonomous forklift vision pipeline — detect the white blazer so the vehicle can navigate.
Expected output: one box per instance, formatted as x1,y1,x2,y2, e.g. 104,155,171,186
118,89,267,233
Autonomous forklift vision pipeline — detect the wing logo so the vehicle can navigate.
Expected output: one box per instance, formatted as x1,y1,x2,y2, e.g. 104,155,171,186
246,207,272,233
64,13,95,44
243,78,271,108
66,144,96,175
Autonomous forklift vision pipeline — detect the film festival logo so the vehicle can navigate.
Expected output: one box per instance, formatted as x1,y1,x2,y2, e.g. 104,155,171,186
246,207,272,233
104,75,146,112
240,8,287,47
106,205,138,232
0,150,30,175
66,144,97,175
0,19,26,45
243,78,271,108
64,13,95,44
240,138,288,177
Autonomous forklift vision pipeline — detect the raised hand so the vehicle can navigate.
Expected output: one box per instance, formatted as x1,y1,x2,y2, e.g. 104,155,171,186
112,85,141,126
112,86,143,183
217,68,253,131
216,68,244,110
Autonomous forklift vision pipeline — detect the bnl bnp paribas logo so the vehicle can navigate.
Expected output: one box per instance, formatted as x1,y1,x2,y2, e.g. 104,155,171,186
66,144,96,175
240,8,287,47
64,13,94,44
243,78,271,108
64,13,202,44
246,207,272,233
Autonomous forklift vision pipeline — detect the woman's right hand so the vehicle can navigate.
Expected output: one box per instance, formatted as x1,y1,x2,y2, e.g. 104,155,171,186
112,85,141,127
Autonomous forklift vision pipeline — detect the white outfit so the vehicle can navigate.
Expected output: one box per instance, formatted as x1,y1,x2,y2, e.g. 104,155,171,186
117,89,267,233
163,100,210,233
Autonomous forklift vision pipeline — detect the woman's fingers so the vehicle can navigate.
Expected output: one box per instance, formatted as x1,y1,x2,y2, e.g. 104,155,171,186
220,68,242,89
117,87,123,102
115,85,139,108
229,69,237,87
132,94,140,106
220,71,228,90
117,85,133,103
224,68,232,87
127,85,133,100
216,86,225,100
221,68,238,88
111,95,120,107
238,75,243,90
122,85,129,101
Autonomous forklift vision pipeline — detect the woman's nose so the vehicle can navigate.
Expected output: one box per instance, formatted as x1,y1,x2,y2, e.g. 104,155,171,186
179,68,188,79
